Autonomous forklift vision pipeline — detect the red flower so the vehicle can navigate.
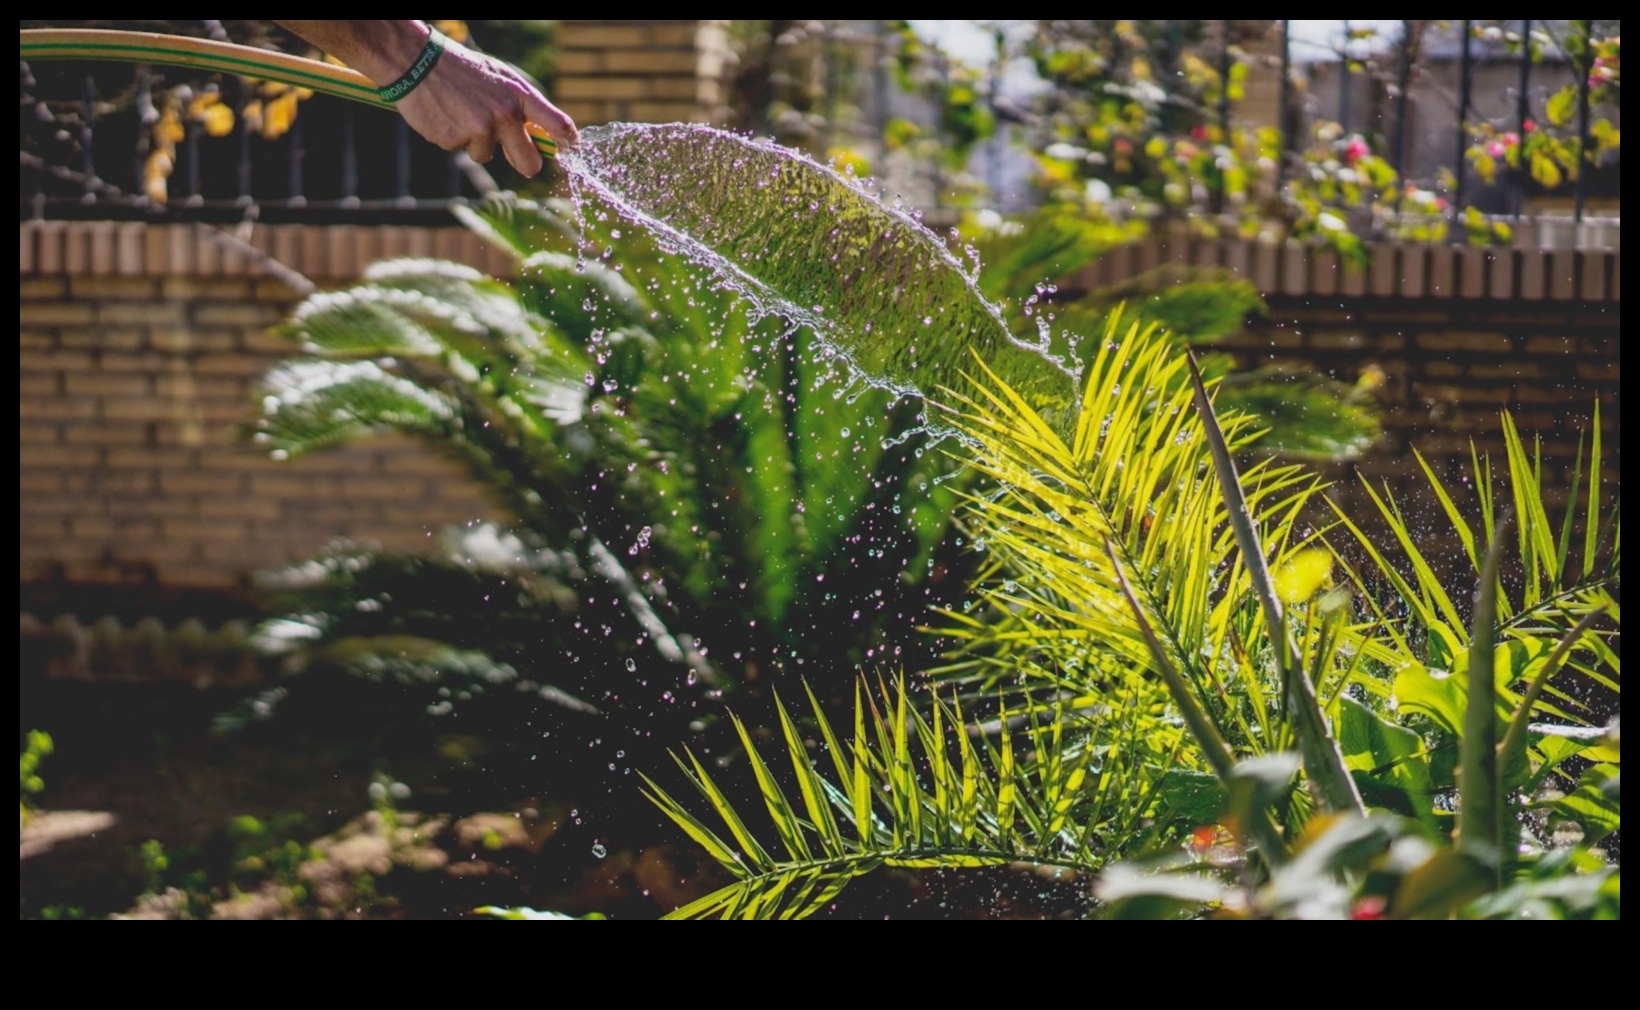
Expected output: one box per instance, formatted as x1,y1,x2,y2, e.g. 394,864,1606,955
1350,895,1389,920
1523,118,1537,133
1343,137,1370,165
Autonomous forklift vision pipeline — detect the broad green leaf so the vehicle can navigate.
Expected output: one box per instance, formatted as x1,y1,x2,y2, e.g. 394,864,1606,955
1540,764,1622,843
1393,663,1467,737
1531,152,1564,189
1155,769,1228,826
1391,849,1494,920
1337,697,1440,829
1264,814,1396,911
1215,367,1379,460
1546,86,1578,127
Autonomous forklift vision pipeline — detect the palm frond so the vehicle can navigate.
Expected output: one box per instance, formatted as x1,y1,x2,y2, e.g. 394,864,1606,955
255,360,457,455
644,678,1126,919
935,319,1336,771
1330,406,1620,741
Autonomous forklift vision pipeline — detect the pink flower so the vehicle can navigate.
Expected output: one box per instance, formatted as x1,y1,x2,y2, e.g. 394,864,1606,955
1503,132,1520,147
1486,140,1507,158
1523,119,1536,133
1351,896,1389,920
1344,137,1370,165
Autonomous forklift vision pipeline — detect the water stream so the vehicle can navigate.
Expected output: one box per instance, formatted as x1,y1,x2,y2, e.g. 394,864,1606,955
560,123,1077,431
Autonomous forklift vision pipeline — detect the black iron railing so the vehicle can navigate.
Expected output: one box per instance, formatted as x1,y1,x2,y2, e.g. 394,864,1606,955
1282,19,1619,227
19,57,534,224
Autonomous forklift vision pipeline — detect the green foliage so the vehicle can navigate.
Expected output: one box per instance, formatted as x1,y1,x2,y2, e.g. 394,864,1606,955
645,678,1149,918
1464,23,1620,197
1000,21,1464,249
19,729,53,823
646,323,1619,919
884,20,997,170
258,191,966,723
965,208,1381,460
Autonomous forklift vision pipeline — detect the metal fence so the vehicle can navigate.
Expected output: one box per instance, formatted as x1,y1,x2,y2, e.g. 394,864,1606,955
823,20,1620,244
19,58,518,224
1295,20,1617,221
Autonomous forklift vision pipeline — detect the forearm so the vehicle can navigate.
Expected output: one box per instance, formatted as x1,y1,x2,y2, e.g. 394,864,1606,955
274,20,429,86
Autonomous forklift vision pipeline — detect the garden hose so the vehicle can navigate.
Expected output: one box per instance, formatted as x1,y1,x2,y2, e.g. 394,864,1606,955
19,27,557,159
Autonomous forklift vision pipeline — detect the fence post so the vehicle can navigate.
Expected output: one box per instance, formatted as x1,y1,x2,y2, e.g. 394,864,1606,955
1453,19,1473,231
341,102,359,207
1512,19,1533,219
284,113,302,205
1339,21,1352,130
80,76,97,202
236,88,253,205
1393,21,1414,219
1277,20,1292,187
1573,19,1593,225
395,117,413,205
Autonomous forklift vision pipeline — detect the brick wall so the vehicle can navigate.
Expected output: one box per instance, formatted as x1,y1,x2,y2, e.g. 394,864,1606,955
554,20,732,127
1240,299,1618,512
1073,236,1621,531
19,222,507,600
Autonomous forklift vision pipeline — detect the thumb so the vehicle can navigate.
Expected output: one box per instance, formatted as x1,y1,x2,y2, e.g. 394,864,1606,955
522,92,580,151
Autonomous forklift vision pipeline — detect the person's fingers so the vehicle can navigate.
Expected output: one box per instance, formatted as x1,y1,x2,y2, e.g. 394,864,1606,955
521,91,579,150
465,128,497,165
498,116,545,178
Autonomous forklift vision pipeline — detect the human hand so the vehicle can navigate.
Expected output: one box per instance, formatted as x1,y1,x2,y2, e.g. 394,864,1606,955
395,33,578,177
275,21,578,177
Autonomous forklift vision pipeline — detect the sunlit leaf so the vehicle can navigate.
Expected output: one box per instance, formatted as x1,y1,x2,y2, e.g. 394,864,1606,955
1274,548,1333,605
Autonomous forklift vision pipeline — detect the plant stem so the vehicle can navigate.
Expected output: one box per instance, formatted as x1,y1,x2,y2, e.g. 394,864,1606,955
1185,352,1365,815
1108,541,1289,866
1460,518,1509,882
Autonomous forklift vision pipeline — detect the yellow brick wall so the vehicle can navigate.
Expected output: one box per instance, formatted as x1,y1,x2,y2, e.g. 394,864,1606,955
19,223,505,596
554,19,732,127
1070,235,1621,525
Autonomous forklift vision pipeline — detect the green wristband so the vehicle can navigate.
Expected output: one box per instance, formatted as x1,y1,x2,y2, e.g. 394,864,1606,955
378,26,447,103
